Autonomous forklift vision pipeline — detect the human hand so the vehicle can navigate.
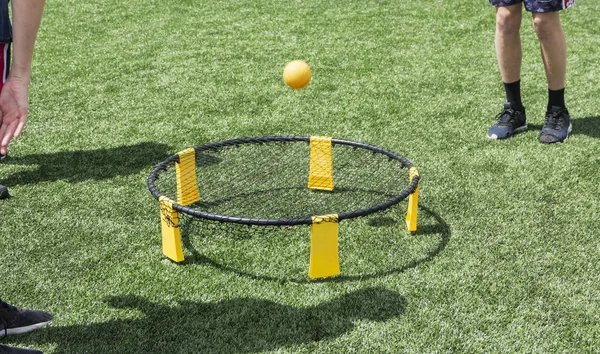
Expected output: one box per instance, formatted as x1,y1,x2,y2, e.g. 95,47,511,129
0,76,29,155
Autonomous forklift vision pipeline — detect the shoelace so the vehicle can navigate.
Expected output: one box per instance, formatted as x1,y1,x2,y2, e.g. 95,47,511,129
0,317,6,337
495,109,517,126
544,110,565,130
0,300,18,338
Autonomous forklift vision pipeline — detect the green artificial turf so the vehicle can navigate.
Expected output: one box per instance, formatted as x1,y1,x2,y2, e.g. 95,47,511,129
1,0,599,352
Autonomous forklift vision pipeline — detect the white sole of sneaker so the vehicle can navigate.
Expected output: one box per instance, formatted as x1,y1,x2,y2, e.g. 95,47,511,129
0,321,51,337
487,124,528,140
565,123,573,142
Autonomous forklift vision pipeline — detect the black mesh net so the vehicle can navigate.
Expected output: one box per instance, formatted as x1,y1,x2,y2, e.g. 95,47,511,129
149,137,417,229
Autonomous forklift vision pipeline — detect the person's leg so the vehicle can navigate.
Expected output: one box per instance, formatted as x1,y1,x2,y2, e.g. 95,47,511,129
532,11,566,104
487,2,527,139
529,0,574,143
496,4,523,97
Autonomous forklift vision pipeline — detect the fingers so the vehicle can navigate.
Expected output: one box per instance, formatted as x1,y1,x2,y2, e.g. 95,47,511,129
0,122,6,155
14,116,27,138
0,119,21,155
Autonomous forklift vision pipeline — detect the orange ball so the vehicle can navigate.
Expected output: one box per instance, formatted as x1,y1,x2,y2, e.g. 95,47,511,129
283,60,312,89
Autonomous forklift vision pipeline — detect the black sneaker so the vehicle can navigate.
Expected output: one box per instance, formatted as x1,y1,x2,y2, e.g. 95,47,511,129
0,185,9,200
487,102,527,139
0,345,42,354
0,300,52,337
539,106,572,144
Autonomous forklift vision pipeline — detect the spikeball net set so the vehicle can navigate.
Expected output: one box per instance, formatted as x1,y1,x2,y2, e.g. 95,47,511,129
147,136,420,279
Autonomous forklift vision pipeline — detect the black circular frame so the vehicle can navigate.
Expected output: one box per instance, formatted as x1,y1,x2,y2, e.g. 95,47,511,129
147,136,419,226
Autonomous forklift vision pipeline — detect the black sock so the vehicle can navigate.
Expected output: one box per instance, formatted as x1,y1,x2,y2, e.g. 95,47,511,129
503,80,523,109
548,88,566,111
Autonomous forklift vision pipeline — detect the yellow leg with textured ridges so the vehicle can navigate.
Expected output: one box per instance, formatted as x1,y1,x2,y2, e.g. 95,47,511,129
406,167,419,232
176,148,200,206
308,136,334,191
308,214,340,279
159,196,184,262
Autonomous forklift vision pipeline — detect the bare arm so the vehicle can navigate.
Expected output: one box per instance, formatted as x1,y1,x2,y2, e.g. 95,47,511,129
0,0,45,155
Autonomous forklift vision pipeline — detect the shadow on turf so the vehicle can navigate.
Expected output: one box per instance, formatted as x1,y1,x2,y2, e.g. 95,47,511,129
180,204,450,284
571,116,600,138
527,115,600,139
9,287,406,354
0,142,172,186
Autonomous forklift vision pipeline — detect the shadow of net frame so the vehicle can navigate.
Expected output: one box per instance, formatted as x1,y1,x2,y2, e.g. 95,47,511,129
177,204,449,284
148,136,420,279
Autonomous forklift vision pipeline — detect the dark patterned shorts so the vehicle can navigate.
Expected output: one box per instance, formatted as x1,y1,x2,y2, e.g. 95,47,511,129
489,0,575,12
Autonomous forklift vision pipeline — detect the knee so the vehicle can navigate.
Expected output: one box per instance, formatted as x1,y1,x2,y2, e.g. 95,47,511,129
496,8,522,36
532,15,559,41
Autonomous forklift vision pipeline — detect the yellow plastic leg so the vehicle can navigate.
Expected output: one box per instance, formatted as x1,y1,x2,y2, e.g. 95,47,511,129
308,214,340,279
159,196,185,262
176,148,200,206
406,167,419,232
308,136,334,191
